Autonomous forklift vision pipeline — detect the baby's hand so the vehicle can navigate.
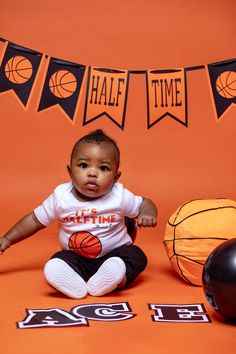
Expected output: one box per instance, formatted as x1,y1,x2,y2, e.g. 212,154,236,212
137,198,157,227
137,214,157,227
0,237,11,254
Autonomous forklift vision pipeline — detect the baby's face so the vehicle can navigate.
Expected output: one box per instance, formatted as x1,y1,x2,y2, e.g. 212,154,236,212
68,142,120,201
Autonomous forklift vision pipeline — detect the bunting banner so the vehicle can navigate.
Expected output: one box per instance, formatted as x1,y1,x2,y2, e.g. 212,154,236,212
146,69,187,128
0,37,235,129
0,41,43,109
207,59,236,120
83,67,130,130
38,58,86,123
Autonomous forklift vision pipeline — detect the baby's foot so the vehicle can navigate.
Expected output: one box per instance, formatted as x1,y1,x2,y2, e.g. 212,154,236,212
44,258,87,299
87,257,126,296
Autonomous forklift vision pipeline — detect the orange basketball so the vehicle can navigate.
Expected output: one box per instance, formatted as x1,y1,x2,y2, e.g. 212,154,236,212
49,70,77,98
215,71,236,99
5,55,33,84
164,199,236,286
68,231,102,258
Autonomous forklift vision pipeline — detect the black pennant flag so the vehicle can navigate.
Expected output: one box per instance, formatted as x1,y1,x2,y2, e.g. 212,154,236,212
207,59,236,119
0,42,43,108
38,58,86,123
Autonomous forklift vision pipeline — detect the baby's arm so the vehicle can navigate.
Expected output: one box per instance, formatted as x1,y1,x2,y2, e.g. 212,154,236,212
0,212,45,254
137,198,157,227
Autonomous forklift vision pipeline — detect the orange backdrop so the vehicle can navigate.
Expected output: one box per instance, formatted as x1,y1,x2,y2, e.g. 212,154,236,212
0,1,236,353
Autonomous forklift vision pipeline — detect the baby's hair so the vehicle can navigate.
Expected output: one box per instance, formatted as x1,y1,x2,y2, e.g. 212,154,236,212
71,129,120,166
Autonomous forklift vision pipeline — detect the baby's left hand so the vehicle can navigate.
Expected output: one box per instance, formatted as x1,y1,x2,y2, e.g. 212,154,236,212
137,214,157,227
137,198,157,227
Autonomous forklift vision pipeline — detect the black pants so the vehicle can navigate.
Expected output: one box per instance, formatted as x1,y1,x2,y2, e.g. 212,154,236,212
51,244,147,287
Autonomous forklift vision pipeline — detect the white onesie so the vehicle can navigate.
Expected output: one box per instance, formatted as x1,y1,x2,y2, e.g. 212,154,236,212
34,182,142,258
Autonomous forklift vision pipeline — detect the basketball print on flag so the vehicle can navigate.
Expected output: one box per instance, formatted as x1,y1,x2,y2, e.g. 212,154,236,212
146,68,187,128
49,70,77,98
0,42,43,108
207,59,236,119
83,67,130,130
38,57,86,123
5,56,33,84
215,71,236,99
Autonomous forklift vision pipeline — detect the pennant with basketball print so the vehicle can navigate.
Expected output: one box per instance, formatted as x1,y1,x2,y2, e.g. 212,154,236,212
0,41,43,109
0,38,7,60
207,59,236,120
83,67,130,130
38,58,86,123
146,69,188,128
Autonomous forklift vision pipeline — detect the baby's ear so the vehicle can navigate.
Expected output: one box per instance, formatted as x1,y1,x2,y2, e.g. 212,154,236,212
67,164,72,176
114,171,121,182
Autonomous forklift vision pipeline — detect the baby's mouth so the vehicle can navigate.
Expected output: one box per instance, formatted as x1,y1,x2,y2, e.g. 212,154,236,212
86,180,98,190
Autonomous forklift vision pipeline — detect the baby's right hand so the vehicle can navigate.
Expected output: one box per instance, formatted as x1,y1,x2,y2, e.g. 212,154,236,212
0,237,11,254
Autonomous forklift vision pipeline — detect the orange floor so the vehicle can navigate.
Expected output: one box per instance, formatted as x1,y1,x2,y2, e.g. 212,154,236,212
1,223,236,354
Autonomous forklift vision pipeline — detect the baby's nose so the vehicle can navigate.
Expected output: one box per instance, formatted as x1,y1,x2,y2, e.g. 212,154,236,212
88,168,98,177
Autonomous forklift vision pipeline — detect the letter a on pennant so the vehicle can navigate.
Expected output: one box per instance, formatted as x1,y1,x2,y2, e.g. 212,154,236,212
83,67,130,130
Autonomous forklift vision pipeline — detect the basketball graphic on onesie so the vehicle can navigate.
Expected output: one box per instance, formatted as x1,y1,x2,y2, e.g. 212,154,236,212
49,70,77,98
69,231,102,258
5,55,33,84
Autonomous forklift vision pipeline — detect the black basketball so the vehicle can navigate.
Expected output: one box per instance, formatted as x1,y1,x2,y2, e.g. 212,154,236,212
202,238,236,321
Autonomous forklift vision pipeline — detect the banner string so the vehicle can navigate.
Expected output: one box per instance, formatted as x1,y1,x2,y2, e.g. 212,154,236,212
0,36,224,74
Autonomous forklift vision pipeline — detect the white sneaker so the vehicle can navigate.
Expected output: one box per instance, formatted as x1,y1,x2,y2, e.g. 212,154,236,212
44,258,87,299
87,257,126,296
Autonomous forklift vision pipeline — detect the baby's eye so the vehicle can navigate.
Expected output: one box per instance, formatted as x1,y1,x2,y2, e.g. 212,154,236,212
79,163,88,169
100,165,110,172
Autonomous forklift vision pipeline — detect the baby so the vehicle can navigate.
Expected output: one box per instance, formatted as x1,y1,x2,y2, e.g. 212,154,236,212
0,129,157,298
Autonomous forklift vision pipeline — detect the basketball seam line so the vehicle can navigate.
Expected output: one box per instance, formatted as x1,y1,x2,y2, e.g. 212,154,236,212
5,67,33,73
168,205,236,226
170,253,205,265
170,199,217,285
175,256,195,285
172,223,200,285
49,80,77,89
163,236,230,243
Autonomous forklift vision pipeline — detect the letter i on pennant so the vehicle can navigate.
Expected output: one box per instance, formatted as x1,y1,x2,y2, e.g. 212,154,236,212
146,68,188,128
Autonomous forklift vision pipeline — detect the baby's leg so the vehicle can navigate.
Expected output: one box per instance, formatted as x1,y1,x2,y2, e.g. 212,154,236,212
44,250,88,299
87,257,126,296
107,244,148,286
87,244,147,296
